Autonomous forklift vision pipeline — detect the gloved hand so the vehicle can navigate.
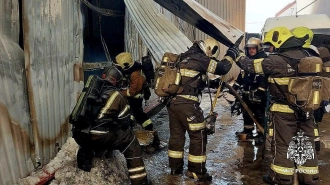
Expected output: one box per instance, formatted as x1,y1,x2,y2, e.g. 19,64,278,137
205,112,218,135
250,89,266,103
231,100,242,116
208,78,221,89
225,46,240,60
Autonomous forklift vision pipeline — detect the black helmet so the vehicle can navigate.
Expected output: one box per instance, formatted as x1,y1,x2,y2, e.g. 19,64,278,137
103,66,123,86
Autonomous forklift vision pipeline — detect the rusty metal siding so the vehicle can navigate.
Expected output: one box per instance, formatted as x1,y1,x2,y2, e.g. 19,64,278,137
1,0,84,184
0,35,33,185
22,0,84,168
154,0,246,81
0,1,34,184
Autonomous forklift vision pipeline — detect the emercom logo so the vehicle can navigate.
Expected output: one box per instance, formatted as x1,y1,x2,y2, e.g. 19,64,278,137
287,131,315,166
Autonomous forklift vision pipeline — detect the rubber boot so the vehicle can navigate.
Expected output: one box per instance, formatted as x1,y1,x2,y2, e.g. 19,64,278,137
186,171,212,182
77,147,94,172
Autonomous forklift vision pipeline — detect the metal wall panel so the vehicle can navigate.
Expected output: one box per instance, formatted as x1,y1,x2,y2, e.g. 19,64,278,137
0,0,20,42
22,0,84,170
0,34,34,185
154,0,246,81
0,1,34,184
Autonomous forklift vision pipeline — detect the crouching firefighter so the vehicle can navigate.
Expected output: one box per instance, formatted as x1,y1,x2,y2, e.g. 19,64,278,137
229,26,327,185
70,67,148,185
166,38,233,181
115,52,163,152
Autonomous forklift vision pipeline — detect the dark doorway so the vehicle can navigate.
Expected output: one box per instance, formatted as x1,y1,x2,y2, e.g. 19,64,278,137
80,0,125,81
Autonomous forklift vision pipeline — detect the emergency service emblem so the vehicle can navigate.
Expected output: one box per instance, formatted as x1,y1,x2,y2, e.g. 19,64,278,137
287,131,314,166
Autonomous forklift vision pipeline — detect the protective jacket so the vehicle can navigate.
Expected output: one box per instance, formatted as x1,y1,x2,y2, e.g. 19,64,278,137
167,44,232,176
120,63,156,145
121,62,145,98
234,51,268,94
236,49,319,185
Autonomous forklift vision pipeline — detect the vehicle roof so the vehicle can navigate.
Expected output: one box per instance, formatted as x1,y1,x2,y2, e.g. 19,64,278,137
262,14,330,35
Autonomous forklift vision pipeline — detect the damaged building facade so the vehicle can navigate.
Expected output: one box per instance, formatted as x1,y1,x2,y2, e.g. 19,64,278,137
0,0,245,184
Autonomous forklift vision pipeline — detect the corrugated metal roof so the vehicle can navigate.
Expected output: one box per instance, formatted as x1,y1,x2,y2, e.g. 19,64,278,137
124,0,192,63
154,0,246,81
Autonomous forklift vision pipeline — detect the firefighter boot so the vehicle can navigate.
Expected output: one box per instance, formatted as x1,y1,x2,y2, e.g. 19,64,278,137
186,171,212,182
77,147,94,172
131,176,149,185
235,129,254,141
171,167,183,175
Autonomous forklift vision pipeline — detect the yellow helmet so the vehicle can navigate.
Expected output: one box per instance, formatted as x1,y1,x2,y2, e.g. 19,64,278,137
291,26,313,48
197,38,220,58
263,27,293,49
115,52,134,70
245,37,262,52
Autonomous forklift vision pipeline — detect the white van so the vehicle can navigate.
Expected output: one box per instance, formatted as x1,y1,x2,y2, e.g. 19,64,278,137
261,14,330,38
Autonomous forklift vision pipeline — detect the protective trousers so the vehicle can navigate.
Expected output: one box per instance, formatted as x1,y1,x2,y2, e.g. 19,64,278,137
115,129,147,184
269,111,319,185
242,95,265,133
127,98,152,128
242,95,254,132
167,100,207,175
79,129,147,184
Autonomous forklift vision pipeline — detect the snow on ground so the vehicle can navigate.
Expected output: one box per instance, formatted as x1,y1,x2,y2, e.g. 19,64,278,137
18,138,130,185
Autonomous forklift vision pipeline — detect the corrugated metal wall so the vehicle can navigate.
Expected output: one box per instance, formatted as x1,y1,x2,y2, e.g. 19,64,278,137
0,1,34,184
0,0,84,184
154,0,246,80
23,0,84,165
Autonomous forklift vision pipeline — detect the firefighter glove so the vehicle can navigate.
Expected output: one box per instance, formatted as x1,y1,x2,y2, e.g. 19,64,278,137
250,89,266,103
205,112,218,135
231,100,242,116
226,46,240,60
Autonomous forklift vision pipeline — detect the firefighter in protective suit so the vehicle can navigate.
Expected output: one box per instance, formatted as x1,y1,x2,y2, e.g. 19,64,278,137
231,37,268,140
167,38,233,181
227,27,319,185
115,52,162,152
71,67,148,185
291,26,323,152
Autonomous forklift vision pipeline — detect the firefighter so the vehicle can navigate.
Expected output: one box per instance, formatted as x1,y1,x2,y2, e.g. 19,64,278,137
231,37,268,140
71,67,148,185
115,52,162,152
227,27,320,185
292,26,324,152
167,38,233,181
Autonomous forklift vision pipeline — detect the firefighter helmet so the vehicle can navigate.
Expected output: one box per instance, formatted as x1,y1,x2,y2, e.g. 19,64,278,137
263,27,294,49
104,66,123,86
197,38,220,58
245,37,263,52
291,26,313,48
115,52,134,70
